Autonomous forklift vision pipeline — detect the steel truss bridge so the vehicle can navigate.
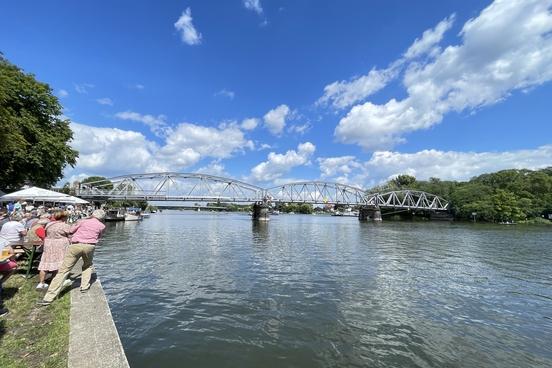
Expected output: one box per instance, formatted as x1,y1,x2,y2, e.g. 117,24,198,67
77,172,449,212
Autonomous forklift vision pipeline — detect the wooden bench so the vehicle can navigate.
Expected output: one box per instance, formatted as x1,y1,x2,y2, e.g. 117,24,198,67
8,241,43,278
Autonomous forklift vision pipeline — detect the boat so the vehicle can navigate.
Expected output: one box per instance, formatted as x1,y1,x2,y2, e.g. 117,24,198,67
105,208,125,222
141,213,151,218
124,213,141,221
124,207,142,221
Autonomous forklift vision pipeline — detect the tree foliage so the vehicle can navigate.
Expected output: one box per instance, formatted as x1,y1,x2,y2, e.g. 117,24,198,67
375,168,552,222
0,55,78,191
277,203,314,214
81,176,113,190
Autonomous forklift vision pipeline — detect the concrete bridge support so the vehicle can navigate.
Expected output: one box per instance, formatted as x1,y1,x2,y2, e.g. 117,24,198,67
252,202,270,221
358,207,382,222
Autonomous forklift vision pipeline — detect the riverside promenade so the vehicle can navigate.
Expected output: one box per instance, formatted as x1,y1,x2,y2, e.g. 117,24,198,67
68,261,129,368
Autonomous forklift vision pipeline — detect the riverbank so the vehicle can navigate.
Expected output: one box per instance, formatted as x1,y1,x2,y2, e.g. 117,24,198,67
0,274,70,368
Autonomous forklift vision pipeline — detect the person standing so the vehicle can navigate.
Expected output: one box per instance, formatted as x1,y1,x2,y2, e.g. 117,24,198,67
38,209,106,305
36,211,71,290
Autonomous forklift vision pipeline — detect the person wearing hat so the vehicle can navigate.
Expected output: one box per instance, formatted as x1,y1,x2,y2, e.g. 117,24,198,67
38,209,106,305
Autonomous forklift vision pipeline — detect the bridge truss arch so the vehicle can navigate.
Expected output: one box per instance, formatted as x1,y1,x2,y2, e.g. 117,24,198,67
366,190,449,211
265,181,368,205
78,172,265,202
77,172,448,211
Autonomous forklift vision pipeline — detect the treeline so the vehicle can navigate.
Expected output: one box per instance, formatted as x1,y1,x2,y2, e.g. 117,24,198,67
371,168,552,222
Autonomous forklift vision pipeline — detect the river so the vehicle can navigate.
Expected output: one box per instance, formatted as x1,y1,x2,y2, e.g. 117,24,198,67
93,211,552,368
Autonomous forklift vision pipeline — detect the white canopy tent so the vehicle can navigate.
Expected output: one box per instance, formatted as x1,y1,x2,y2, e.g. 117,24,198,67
0,186,88,204
49,195,89,204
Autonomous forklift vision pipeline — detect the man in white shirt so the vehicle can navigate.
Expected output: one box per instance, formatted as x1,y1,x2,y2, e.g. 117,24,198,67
0,213,27,248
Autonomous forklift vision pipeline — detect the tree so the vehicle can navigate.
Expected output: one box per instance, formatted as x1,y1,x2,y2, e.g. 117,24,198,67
81,176,113,190
0,55,78,191
392,174,416,188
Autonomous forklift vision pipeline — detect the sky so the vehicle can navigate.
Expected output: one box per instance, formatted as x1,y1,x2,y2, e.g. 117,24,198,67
1,0,552,189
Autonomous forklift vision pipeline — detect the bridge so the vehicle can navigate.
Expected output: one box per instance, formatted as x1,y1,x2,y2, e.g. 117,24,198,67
77,172,449,221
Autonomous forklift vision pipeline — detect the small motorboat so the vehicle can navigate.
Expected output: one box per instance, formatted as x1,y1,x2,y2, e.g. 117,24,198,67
105,208,125,222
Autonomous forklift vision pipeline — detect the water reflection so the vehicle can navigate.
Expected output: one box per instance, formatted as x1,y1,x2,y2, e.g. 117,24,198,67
94,212,552,368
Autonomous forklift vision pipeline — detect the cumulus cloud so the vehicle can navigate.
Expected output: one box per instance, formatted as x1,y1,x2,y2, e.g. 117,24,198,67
243,0,263,14
96,97,113,106
69,122,165,176
366,145,552,183
335,0,552,150
249,142,316,182
403,14,456,59
319,15,455,109
263,104,290,135
66,120,256,179
157,122,254,164
115,111,169,137
316,145,552,188
241,117,259,131
174,7,202,45
195,161,228,177
318,156,362,178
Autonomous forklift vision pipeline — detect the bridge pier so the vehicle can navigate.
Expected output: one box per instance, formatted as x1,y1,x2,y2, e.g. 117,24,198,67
358,207,382,222
252,202,270,221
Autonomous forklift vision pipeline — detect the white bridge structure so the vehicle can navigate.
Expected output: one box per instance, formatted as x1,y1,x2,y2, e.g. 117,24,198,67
77,173,449,221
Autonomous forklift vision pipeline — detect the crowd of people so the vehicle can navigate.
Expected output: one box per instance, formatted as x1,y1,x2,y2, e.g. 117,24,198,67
0,200,107,316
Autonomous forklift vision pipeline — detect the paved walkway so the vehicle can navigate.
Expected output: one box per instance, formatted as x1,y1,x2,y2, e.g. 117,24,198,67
68,262,130,368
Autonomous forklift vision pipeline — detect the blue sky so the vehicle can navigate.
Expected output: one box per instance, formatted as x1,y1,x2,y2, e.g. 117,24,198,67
1,0,551,188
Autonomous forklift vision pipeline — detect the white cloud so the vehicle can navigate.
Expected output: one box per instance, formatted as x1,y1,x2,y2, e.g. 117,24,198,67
318,156,362,178
174,7,202,45
66,119,256,179
215,89,235,99
365,145,552,182
115,111,169,137
74,83,94,94
318,67,399,110
195,161,228,177
131,84,145,90
319,15,455,109
288,123,311,135
241,117,259,130
336,0,552,150
58,89,69,98
314,145,552,189
96,97,113,106
263,104,290,135
243,0,263,15
249,142,316,182
157,122,254,163
69,122,165,176
404,14,455,59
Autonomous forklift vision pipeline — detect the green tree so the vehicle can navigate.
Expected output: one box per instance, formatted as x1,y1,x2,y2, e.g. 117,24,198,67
491,189,525,222
392,174,416,188
81,176,113,190
0,55,78,191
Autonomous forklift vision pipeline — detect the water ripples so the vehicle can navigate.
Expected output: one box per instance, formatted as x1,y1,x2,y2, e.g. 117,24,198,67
94,212,552,367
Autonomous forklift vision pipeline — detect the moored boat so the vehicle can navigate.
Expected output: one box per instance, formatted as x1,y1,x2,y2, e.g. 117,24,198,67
105,208,125,222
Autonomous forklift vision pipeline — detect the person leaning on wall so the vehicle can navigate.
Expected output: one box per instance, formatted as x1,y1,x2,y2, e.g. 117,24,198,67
37,209,106,306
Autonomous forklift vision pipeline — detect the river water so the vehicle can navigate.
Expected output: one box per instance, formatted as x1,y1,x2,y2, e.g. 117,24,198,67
93,211,552,368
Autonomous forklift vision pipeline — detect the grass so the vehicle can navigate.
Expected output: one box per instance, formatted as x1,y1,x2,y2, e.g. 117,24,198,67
0,271,70,368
